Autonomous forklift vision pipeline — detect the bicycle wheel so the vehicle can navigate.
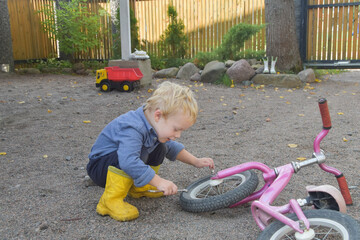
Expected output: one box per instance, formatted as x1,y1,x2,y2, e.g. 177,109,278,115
180,170,258,213
257,209,360,240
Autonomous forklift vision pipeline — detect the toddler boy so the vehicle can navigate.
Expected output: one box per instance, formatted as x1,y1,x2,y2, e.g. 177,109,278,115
87,81,214,221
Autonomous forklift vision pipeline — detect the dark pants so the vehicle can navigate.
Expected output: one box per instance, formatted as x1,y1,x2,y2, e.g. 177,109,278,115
86,143,166,188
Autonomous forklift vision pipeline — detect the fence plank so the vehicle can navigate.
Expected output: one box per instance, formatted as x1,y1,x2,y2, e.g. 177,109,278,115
322,1,328,60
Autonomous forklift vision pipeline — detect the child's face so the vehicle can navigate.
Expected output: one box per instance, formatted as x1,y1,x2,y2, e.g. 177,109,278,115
153,110,193,143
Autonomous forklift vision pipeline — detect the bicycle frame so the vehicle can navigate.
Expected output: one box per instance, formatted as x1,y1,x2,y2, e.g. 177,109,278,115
210,98,353,234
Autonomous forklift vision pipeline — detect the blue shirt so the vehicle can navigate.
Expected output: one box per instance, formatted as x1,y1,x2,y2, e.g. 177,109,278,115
89,106,184,186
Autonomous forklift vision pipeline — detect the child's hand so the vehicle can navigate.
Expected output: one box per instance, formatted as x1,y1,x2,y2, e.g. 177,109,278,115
149,175,178,195
194,157,215,170
156,178,178,195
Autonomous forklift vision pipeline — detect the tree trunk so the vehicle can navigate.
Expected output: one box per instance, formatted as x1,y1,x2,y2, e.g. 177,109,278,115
265,0,302,72
0,0,14,72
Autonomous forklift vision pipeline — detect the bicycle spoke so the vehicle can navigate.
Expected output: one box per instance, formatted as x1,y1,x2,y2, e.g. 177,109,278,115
280,225,342,240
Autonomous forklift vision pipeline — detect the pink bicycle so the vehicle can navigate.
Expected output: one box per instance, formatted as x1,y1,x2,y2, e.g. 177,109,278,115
180,98,359,239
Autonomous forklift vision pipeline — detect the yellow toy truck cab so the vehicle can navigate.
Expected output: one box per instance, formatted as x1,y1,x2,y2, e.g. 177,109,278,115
96,69,109,91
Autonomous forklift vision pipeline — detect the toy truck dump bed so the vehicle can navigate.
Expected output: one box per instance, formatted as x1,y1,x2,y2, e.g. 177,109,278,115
96,66,143,92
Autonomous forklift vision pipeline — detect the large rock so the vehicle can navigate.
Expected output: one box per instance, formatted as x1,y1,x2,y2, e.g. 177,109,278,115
298,68,316,83
252,74,303,88
136,59,152,87
190,72,201,82
226,59,256,83
176,62,200,80
153,67,179,79
17,68,41,74
200,61,226,83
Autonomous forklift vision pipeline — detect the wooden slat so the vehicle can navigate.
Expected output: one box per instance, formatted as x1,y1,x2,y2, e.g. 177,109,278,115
346,0,353,59
354,5,360,58
316,0,323,60
338,0,344,59
332,0,338,60
357,5,360,59
327,0,333,60
322,0,329,60
307,2,314,60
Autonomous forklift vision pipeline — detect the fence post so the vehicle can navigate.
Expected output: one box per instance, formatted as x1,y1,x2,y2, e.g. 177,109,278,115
0,0,14,72
299,0,308,63
119,0,131,60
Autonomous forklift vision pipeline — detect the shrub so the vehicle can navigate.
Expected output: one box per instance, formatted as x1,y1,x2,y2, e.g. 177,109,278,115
193,23,265,68
35,58,72,71
159,4,189,59
193,51,220,69
148,53,165,70
216,23,265,60
38,0,107,61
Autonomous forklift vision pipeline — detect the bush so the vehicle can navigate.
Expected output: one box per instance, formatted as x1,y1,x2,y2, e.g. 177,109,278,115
216,23,265,60
163,58,190,68
35,58,72,71
219,74,233,87
193,51,220,69
38,0,107,61
159,4,189,59
193,23,265,68
82,60,108,70
237,49,266,61
149,53,165,70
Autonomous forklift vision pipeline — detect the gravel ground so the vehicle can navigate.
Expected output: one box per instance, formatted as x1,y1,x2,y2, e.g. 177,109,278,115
0,71,359,239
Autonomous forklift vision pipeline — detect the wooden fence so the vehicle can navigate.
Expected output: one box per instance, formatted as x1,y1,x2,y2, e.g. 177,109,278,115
8,0,58,61
131,0,266,58
7,0,112,61
306,0,360,63
8,0,266,62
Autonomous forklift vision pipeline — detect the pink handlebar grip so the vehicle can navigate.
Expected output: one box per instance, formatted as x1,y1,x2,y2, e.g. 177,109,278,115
318,98,332,129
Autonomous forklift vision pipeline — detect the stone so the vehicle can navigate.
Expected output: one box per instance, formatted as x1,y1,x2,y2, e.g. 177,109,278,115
18,68,41,74
226,59,256,83
200,61,226,83
72,63,85,72
153,67,179,78
225,60,235,68
176,62,200,80
252,74,303,88
108,60,138,68
190,72,201,82
298,68,316,83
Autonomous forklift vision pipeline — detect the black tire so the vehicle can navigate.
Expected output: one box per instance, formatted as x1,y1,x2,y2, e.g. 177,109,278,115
257,209,360,240
121,81,133,92
180,170,258,213
100,80,111,92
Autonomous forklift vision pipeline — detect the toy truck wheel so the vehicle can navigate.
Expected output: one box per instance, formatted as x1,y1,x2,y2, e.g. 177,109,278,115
121,81,133,92
100,81,111,92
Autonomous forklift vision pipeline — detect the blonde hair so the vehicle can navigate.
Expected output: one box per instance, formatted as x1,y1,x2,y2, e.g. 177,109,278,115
144,81,198,123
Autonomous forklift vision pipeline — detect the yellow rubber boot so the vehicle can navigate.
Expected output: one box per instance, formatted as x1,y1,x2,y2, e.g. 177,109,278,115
96,166,139,221
128,165,164,198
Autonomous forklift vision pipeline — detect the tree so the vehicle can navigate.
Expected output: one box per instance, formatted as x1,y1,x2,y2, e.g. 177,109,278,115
0,0,14,72
159,4,188,59
39,0,106,61
265,0,302,72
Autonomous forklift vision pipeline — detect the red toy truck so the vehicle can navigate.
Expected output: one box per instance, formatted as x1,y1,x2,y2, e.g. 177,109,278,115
95,66,143,92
